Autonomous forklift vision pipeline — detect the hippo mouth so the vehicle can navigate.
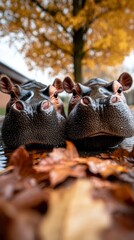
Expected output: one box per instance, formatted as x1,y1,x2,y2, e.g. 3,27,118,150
73,135,124,150
88,132,118,138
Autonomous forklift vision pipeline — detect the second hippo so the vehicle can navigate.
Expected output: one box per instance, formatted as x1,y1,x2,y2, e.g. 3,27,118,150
0,75,66,149
63,72,134,150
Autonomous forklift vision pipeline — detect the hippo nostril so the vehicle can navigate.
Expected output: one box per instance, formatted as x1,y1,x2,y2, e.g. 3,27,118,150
81,97,91,105
110,96,121,104
14,101,24,111
41,100,50,110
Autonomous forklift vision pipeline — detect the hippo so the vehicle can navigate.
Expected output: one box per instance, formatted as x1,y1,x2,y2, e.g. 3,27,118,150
63,72,134,150
0,75,66,149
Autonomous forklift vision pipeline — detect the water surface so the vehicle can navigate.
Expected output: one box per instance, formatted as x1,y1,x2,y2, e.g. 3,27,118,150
0,116,134,171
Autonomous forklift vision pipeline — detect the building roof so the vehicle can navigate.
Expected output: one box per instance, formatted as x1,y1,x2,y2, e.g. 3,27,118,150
0,62,33,84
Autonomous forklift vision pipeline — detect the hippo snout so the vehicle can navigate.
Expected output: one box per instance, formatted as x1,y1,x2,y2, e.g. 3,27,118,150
13,100,54,115
80,96,110,111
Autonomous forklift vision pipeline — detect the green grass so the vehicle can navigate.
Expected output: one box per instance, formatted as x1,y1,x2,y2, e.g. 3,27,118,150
0,108,6,116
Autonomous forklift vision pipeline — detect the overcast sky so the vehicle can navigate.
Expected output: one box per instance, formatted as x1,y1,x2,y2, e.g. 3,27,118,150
0,41,54,85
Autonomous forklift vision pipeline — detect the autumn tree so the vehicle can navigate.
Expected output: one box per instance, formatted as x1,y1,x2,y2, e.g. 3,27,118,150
0,0,134,83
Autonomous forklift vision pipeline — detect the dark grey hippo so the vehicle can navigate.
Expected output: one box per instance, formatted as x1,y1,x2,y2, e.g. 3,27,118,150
0,75,66,149
63,72,134,150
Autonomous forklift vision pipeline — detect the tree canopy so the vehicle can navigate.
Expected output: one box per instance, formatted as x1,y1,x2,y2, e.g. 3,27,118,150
0,0,134,83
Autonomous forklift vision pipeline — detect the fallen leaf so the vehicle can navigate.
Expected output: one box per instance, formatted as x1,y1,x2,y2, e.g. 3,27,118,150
0,166,14,176
9,146,35,177
91,177,134,204
39,179,111,240
33,142,81,186
0,140,134,240
90,177,134,240
37,141,79,166
110,184,134,204
66,141,79,158
75,157,128,178
34,160,77,173
0,173,25,200
110,147,134,165
49,165,87,187
110,148,130,160
11,187,50,209
99,153,111,159
0,198,40,240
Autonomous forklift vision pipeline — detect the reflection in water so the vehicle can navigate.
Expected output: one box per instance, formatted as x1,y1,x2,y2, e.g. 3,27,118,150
0,145,7,170
0,118,8,170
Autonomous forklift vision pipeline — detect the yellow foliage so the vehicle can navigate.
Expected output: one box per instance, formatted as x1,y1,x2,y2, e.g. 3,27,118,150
0,0,134,82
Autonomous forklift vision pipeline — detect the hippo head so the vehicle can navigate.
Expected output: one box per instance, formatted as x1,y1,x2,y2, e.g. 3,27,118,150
63,73,134,150
0,75,66,149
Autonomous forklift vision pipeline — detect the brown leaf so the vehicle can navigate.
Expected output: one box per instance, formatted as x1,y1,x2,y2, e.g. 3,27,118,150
66,141,79,158
39,179,111,240
110,184,134,204
37,141,79,166
87,157,128,178
0,199,17,240
75,157,128,178
8,210,40,240
9,146,35,177
99,153,111,159
0,198,40,240
109,147,134,169
111,148,129,159
11,187,50,209
49,165,87,187
92,177,134,204
0,166,14,176
90,177,134,240
0,173,27,200
33,142,80,185
34,160,77,173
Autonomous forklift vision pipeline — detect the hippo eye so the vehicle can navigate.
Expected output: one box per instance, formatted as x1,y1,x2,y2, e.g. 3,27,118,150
72,89,77,97
54,92,58,98
117,87,123,94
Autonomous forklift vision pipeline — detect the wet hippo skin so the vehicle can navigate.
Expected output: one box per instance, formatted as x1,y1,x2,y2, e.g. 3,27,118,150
63,72,134,150
0,75,66,149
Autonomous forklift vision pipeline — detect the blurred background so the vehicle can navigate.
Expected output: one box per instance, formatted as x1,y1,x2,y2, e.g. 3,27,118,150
0,0,134,113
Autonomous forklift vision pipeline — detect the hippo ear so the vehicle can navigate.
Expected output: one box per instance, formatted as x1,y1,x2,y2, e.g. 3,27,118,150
63,76,75,93
0,75,13,94
117,72,133,91
53,78,63,93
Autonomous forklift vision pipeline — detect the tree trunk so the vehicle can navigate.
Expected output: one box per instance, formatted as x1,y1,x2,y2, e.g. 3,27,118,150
73,28,84,83
73,0,86,83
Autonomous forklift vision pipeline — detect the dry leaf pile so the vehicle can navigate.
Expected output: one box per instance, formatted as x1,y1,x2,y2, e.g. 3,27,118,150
0,141,134,240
